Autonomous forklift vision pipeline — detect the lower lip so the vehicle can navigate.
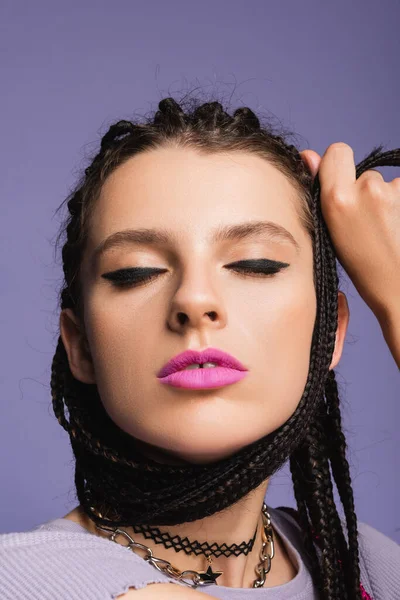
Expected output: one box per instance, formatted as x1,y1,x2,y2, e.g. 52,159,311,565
157,367,248,390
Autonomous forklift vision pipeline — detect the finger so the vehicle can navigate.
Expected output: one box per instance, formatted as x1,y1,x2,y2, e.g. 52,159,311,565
299,149,321,179
318,142,356,193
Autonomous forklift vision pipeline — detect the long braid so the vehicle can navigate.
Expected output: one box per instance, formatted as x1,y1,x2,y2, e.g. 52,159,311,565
283,139,356,597
51,95,400,599
324,370,362,597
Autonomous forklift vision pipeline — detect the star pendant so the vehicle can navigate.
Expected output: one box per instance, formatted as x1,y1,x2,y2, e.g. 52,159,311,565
198,565,223,585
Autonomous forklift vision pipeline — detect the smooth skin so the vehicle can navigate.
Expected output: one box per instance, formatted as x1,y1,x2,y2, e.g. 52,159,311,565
115,582,219,599
6,580,213,599
59,139,400,596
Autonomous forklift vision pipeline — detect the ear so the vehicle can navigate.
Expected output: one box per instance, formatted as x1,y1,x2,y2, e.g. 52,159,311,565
60,309,96,384
299,149,321,179
329,291,350,371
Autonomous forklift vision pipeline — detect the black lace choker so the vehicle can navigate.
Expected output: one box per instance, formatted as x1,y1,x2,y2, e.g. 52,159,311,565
130,520,259,558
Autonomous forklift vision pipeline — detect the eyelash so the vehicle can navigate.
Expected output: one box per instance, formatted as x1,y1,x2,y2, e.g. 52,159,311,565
101,259,290,289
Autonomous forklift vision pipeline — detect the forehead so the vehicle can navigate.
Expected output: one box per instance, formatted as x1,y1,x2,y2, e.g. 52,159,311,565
87,146,305,251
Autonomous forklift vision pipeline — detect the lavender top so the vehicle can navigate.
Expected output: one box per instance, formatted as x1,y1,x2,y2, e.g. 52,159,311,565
1,506,399,599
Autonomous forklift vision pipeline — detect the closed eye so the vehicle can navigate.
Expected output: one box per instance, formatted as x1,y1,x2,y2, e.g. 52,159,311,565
101,259,290,288
227,259,290,277
101,267,167,287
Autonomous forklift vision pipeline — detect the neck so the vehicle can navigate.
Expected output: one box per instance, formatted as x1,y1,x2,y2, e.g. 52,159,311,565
75,479,297,588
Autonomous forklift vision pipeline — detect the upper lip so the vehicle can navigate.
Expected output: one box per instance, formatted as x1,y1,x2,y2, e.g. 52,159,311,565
157,347,248,378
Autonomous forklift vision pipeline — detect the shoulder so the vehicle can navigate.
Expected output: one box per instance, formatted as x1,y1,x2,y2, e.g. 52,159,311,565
357,520,400,557
357,521,400,600
273,506,400,599
0,520,188,600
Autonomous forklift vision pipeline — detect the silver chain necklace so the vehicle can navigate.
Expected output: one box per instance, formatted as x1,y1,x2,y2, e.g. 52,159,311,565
93,502,275,588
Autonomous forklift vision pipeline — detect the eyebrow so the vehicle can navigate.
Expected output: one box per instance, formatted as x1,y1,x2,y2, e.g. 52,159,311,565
91,220,300,268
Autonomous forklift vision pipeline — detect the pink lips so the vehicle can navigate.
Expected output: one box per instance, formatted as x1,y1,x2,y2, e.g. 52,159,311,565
157,347,248,390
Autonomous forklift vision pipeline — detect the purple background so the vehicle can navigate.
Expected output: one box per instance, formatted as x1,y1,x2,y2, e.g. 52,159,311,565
1,0,399,541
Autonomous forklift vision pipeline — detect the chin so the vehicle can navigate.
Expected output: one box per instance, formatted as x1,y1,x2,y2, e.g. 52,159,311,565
172,447,244,465
138,430,262,466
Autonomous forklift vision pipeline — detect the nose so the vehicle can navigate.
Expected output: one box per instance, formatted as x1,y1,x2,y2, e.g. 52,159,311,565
168,305,226,332
167,281,227,333
175,310,218,327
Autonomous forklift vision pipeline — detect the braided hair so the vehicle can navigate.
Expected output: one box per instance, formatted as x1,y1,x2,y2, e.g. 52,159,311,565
52,96,400,599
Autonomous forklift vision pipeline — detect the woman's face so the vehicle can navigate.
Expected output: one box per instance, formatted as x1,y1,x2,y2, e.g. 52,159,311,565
62,146,318,464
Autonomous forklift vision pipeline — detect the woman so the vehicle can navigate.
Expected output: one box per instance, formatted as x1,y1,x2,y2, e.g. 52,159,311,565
1,96,399,600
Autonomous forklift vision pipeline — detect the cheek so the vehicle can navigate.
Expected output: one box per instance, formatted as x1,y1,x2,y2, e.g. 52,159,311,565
269,290,316,362
83,292,165,417
85,287,157,360
248,274,316,357
249,279,317,428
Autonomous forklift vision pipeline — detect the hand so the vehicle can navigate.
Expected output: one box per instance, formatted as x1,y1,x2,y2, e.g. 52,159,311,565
300,143,400,323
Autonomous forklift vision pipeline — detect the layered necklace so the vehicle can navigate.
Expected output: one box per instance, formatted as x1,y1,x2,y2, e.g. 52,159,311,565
93,502,275,588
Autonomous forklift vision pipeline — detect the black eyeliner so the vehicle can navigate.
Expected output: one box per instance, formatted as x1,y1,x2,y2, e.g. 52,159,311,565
227,259,290,269
101,260,290,286
101,267,166,282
